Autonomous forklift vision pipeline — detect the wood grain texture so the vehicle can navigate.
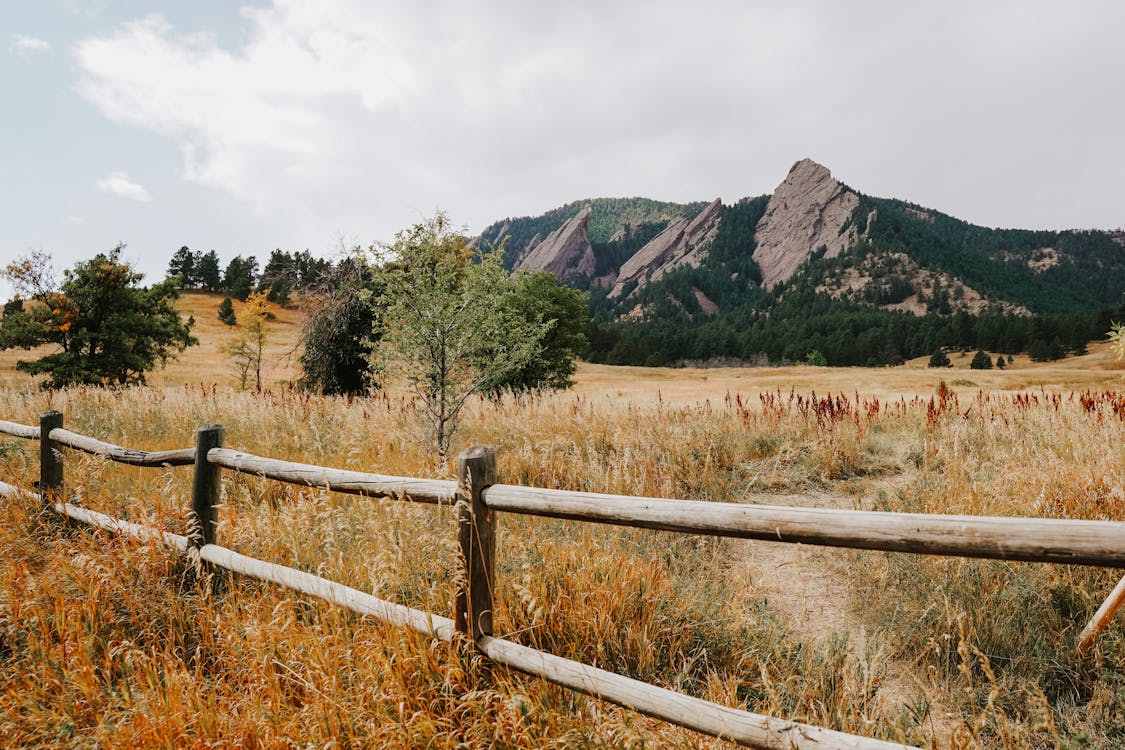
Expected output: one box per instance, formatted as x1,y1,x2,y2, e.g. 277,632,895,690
206,448,457,504
47,428,195,466
0,420,39,439
478,634,916,750
483,485,1125,567
456,446,497,639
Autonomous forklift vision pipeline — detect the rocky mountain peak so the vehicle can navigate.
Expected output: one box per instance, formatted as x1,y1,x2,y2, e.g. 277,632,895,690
752,158,861,288
514,205,596,279
609,198,723,299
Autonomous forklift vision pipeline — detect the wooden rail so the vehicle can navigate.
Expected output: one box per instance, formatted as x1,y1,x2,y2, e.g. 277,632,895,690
3,411,1124,749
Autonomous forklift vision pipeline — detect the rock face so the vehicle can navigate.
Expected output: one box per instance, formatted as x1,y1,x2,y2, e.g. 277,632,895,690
609,198,723,299
752,159,861,289
515,206,596,279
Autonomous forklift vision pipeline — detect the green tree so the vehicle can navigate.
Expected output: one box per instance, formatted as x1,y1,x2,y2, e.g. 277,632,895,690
803,349,828,366
222,289,271,390
371,213,547,458
197,250,223,291
1106,322,1123,362
217,297,236,326
928,348,952,368
484,271,589,393
300,259,380,395
0,246,196,387
223,255,258,300
995,354,1006,369
166,246,196,287
970,349,993,369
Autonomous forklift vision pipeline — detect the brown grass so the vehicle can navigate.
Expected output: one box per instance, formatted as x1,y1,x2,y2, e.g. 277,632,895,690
0,293,1123,748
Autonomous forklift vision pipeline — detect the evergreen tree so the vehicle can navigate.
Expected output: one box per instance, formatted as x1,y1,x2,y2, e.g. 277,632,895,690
928,348,952,368
217,297,236,326
197,251,223,291
996,355,1006,369
223,255,258,300
970,350,993,369
166,246,195,287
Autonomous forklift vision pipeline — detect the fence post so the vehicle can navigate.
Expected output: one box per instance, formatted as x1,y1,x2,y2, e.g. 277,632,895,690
191,423,224,548
456,445,497,641
39,410,64,511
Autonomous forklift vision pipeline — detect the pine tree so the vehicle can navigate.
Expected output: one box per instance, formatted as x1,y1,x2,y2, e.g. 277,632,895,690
970,350,993,369
928,348,952,368
995,355,1006,369
217,297,236,325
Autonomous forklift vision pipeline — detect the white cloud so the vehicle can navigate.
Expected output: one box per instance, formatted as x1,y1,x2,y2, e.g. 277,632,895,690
96,171,153,202
71,1,1125,241
11,34,51,55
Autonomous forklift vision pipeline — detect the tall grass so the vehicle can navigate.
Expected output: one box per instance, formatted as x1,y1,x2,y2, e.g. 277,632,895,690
0,382,1121,747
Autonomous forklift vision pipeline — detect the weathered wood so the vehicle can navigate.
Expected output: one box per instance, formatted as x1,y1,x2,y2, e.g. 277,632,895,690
206,447,457,504
456,446,497,639
1077,575,1125,653
47,428,195,466
478,634,916,750
190,424,223,547
1,479,189,550
0,420,39,440
39,411,63,509
198,544,455,641
483,485,1125,567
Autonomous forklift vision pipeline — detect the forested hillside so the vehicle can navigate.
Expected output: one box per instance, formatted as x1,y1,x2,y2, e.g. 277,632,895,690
479,159,1125,367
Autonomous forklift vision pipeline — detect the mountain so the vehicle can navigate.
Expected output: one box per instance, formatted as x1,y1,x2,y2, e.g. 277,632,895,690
478,159,1125,366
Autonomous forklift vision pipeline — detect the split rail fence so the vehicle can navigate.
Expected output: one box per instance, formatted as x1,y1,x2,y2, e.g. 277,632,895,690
2,410,1125,750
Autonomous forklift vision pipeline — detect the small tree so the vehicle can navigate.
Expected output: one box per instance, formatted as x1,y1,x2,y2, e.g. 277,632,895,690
300,259,380,395
803,349,828,367
996,355,1006,369
223,290,271,390
371,213,546,458
217,297,236,326
970,350,993,370
1108,322,1124,362
0,246,196,387
928,348,952,368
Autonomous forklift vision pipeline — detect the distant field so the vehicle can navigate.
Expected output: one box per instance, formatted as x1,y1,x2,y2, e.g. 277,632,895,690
1,290,1121,397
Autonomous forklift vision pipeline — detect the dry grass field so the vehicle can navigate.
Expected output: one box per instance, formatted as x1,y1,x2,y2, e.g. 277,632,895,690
0,291,1123,748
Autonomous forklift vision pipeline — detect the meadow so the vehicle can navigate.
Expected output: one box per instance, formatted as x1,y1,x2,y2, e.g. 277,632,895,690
0,292,1123,748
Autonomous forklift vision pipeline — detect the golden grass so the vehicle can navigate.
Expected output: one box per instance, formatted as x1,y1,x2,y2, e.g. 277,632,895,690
0,293,1123,748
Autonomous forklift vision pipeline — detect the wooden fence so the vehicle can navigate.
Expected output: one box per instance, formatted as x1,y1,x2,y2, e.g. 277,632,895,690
3,410,1125,750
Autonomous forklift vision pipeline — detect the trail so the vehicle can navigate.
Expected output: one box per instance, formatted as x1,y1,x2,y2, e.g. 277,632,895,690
730,478,961,748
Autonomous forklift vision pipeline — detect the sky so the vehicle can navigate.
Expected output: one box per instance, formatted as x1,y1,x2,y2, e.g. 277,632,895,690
3,1,1124,295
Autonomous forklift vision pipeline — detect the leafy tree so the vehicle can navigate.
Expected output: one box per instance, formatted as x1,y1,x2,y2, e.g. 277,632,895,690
970,349,993,369
197,250,223,291
928,348,952,368
804,349,828,366
167,246,196,287
371,213,547,458
217,297,236,326
1109,322,1124,368
0,246,196,387
299,259,379,395
223,290,271,390
484,271,588,393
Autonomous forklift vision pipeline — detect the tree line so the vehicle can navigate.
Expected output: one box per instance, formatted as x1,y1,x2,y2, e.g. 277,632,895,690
166,247,332,305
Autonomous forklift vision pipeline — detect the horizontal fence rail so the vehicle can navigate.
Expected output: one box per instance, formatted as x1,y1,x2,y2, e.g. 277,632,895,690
482,485,1125,567
207,448,456,503
4,410,1124,749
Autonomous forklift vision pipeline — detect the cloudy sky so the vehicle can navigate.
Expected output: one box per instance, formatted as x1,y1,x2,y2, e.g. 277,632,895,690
3,1,1124,291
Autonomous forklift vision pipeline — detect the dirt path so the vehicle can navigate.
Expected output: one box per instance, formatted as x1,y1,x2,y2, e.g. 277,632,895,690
730,481,961,747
